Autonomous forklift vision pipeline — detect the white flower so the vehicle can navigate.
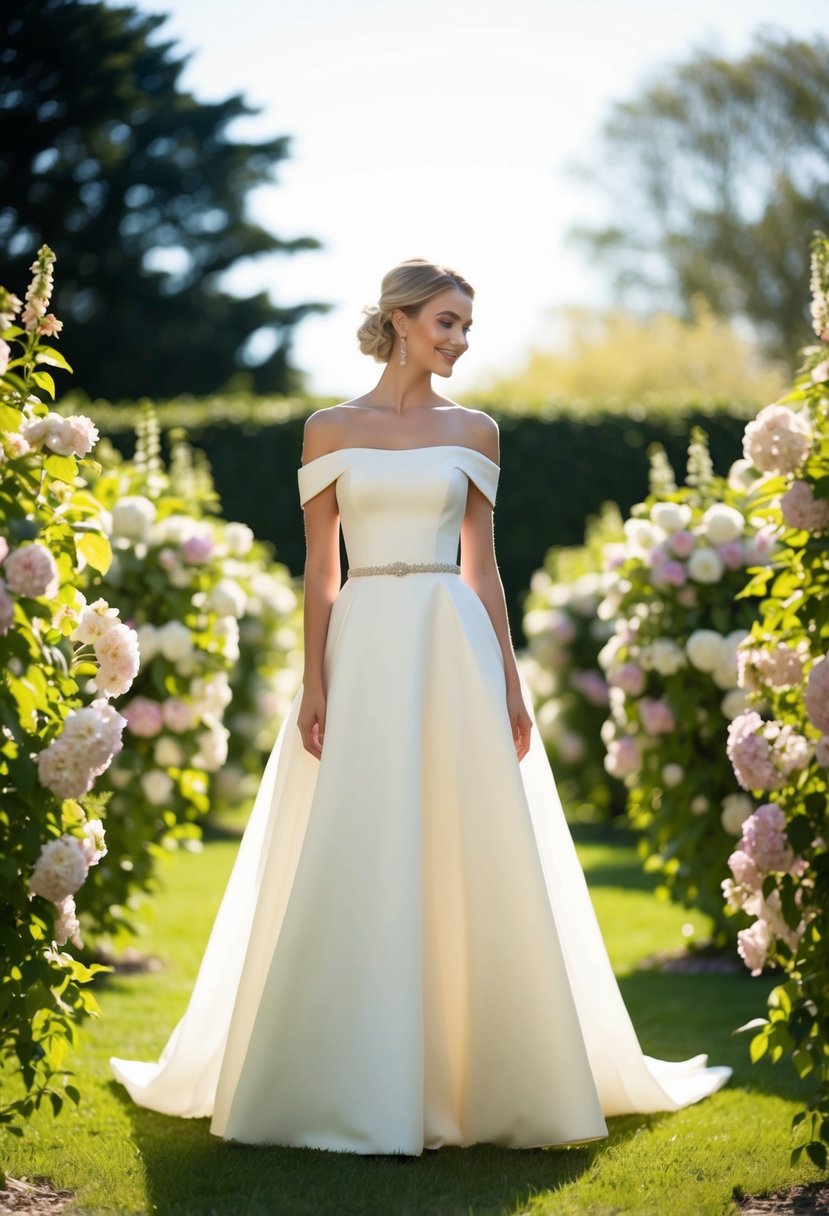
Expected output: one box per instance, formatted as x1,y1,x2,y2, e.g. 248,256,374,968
623,517,665,552
53,895,82,948
156,620,193,663
687,547,725,584
661,763,684,788
72,597,120,644
743,404,813,475
30,836,89,902
135,623,160,664
641,639,687,676
81,818,107,865
21,411,98,458
193,723,229,772
650,502,691,533
215,615,240,661
191,672,233,718
222,522,255,556
727,459,756,492
162,698,195,733
690,795,709,815
702,504,744,545
721,688,750,719
209,579,247,618
110,495,157,540
721,794,754,836
140,769,174,806
154,736,184,767
93,622,141,697
687,630,724,673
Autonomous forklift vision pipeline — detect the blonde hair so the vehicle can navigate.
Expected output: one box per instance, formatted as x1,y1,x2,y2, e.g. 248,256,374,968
357,257,474,363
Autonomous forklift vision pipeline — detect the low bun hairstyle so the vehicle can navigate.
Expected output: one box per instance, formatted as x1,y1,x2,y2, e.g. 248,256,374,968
357,258,474,363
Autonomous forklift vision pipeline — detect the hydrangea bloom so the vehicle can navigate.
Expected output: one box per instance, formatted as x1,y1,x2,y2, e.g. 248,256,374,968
726,711,810,792
743,404,813,475
36,699,126,799
740,802,796,872
738,642,805,693
737,919,771,976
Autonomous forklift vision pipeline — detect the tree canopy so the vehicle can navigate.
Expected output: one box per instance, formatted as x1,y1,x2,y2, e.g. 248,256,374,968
0,0,328,400
569,31,829,364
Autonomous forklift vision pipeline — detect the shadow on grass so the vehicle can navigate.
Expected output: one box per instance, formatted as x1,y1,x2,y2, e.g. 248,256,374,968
617,966,814,1103
117,1089,670,1216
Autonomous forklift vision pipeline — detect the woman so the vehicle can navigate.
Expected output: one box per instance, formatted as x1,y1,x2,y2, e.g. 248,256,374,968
111,258,731,1155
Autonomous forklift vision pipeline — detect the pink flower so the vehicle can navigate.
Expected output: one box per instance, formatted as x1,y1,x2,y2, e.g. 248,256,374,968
656,560,687,587
604,735,641,779
737,920,771,976
781,480,829,534
740,803,795,872
668,530,695,559
123,696,164,738
0,339,9,377
805,656,829,734
21,412,98,458
743,527,777,566
638,697,675,735
38,313,63,338
162,697,195,733
726,711,783,792
53,895,82,948
181,534,213,564
716,540,744,570
94,622,140,697
816,736,829,767
738,643,805,693
3,542,59,598
727,848,763,892
609,662,646,697
569,669,609,707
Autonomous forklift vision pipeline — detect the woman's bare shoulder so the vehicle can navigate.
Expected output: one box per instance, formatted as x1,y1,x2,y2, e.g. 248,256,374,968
445,403,499,463
301,403,362,462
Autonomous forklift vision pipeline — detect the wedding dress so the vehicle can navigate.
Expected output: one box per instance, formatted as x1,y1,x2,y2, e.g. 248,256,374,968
110,444,731,1154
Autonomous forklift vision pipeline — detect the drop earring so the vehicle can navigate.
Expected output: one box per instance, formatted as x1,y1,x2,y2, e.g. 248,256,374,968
399,336,407,367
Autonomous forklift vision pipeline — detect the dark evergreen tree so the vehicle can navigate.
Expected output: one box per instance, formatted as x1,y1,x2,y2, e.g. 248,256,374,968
569,32,829,364
0,0,328,399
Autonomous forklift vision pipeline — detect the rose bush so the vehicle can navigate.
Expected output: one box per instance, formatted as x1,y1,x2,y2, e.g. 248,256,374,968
0,249,139,1133
593,430,774,929
725,233,829,1170
75,407,303,935
520,503,625,820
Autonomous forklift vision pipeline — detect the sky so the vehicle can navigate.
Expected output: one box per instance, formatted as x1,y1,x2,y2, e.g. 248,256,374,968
137,0,824,399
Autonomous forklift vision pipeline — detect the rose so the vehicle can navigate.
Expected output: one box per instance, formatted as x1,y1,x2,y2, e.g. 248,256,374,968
687,547,725,584
71,597,120,644
209,579,247,618
638,697,675,735
686,630,723,673
780,480,829,533
162,697,195,733
743,404,813,475
29,836,89,902
156,620,193,663
21,411,99,458
703,503,744,545
604,735,641,779
668,530,696,558
650,502,691,533
93,622,140,697
805,656,829,734
3,542,59,598
123,696,165,738
140,769,174,806
110,495,157,540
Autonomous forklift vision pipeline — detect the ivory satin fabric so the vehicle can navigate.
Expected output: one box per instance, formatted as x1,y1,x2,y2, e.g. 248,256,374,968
111,445,731,1154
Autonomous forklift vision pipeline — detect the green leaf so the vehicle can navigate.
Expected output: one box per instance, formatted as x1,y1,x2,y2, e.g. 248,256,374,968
76,531,112,574
806,1142,827,1170
31,370,56,399
750,1032,769,1063
44,453,77,483
0,403,22,429
35,348,73,373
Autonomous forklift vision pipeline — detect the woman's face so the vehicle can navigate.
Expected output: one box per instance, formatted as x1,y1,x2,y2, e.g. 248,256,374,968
396,285,473,377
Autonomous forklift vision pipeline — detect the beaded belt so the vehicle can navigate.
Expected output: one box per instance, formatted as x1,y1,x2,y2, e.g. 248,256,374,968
348,560,461,578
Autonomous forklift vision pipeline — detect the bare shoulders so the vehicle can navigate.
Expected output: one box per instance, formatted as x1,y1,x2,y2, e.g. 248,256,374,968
302,400,498,465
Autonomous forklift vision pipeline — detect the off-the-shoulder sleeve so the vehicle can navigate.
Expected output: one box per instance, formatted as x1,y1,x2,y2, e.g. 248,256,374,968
297,451,349,507
454,448,500,507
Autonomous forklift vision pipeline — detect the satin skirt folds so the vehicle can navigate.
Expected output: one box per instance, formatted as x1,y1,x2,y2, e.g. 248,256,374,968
111,571,730,1153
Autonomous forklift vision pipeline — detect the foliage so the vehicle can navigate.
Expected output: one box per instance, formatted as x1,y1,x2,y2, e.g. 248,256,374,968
475,300,786,410
0,248,136,1134
520,503,626,821
724,234,829,1170
0,0,328,399
592,431,772,930
77,406,303,937
570,31,829,363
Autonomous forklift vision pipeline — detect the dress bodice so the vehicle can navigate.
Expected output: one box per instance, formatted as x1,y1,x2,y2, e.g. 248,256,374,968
296,446,500,569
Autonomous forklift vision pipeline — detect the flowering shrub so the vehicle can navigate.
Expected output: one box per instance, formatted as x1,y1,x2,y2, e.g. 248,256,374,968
594,431,774,928
76,408,302,935
0,249,139,1131
520,503,625,820
725,234,829,1169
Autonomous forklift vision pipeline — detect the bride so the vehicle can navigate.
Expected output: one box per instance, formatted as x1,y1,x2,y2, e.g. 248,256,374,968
111,257,731,1154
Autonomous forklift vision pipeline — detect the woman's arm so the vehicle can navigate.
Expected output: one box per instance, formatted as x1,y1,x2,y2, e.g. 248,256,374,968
297,414,342,757
459,418,533,761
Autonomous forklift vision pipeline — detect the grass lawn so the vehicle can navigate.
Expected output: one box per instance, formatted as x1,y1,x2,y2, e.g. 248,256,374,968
1,821,824,1216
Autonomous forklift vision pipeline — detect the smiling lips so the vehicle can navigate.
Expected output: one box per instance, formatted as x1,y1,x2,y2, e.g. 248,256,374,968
437,348,459,362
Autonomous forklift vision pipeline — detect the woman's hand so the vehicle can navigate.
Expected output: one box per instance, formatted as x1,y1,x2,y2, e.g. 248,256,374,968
298,686,327,759
506,682,533,762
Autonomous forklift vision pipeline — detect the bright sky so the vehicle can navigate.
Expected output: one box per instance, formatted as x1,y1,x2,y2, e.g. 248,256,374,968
141,0,823,399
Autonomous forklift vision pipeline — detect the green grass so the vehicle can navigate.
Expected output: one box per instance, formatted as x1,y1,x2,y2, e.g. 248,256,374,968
2,823,824,1216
